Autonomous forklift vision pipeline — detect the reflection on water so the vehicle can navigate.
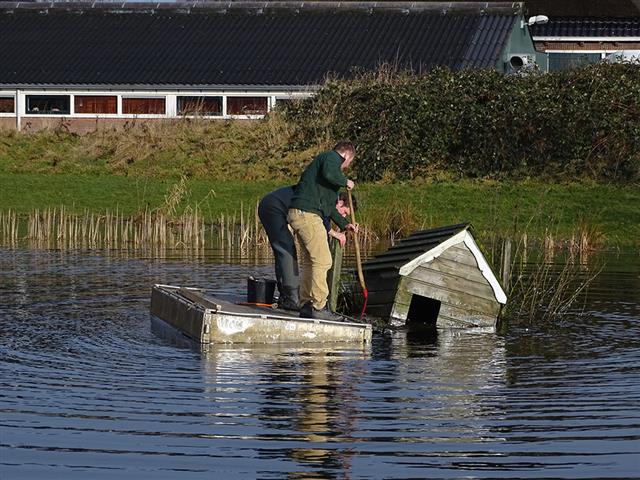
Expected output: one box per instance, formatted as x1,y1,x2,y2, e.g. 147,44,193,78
1,248,639,479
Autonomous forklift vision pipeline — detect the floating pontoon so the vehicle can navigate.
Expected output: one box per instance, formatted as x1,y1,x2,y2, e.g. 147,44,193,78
150,284,372,344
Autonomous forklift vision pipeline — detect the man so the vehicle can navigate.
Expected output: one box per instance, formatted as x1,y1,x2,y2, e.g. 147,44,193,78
287,141,358,321
258,188,357,312
257,185,299,311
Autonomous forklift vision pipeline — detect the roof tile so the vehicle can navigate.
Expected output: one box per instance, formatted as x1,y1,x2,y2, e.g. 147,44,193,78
0,6,517,87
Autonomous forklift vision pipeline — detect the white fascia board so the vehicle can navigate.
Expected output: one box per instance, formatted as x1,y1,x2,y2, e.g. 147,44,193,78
0,83,319,93
398,230,507,305
12,88,312,99
462,232,507,304
534,36,640,42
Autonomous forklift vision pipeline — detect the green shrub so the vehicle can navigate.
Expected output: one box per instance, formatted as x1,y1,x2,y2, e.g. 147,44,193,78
284,64,640,182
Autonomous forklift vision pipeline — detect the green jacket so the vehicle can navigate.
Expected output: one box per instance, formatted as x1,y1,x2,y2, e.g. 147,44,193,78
291,150,350,230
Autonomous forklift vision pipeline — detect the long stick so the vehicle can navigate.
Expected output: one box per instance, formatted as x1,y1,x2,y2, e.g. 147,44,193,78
347,189,368,319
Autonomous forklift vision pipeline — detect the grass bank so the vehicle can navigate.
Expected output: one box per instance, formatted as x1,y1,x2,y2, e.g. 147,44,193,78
1,172,638,246
0,118,314,180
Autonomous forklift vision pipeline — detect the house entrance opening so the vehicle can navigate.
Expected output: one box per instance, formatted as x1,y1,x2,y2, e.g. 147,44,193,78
406,294,440,327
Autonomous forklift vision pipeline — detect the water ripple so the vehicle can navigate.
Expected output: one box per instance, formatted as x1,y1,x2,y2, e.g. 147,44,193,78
1,248,639,479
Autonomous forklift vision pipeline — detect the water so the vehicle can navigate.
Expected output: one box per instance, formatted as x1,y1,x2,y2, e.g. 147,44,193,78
1,248,639,479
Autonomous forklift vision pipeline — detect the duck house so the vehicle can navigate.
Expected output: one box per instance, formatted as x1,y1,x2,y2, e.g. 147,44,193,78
363,223,506,330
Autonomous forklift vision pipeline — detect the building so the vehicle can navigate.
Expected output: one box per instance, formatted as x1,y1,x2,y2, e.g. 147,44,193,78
0,1,539,131
362,223,507,330
526,0,640,70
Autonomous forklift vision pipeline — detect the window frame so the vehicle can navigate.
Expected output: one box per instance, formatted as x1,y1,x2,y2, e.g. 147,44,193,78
121,96,167,116
546,50,605,71
0,95,15,115
226,95,270,117
74,95,118,115
177,95,224,117
9,90,311,120
25,94,71,116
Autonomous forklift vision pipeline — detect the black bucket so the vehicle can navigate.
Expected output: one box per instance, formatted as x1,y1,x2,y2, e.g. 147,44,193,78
247,276,276,304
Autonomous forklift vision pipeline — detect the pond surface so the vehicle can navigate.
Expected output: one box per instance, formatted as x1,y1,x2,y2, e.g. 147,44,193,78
1,248,639,479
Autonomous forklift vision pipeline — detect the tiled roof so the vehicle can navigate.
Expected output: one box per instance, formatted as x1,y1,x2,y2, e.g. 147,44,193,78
363,223,471,273
0,2,519,88
531,18,640,38
524,0,640,18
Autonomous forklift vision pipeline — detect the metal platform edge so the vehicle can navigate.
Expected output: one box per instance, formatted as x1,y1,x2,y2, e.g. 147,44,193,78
150,284,372,344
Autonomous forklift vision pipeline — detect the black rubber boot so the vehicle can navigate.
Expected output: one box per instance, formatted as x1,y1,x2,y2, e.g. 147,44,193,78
277,286,300,312
310,306,344,322
299,301,313,318
299,302,343,321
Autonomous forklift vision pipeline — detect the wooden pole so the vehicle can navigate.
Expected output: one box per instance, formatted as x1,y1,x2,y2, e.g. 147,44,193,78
327,237,343,313
501,237,512,289
347,190,368,319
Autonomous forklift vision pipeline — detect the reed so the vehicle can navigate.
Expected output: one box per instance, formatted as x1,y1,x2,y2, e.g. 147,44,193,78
0,206,206,250
567,223,605,259
0,210,19,246
212,201,270,254
499,234,601,325
360,200,423,246
0,198,614,262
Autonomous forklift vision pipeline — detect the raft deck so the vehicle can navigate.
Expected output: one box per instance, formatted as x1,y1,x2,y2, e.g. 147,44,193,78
150,284,372,344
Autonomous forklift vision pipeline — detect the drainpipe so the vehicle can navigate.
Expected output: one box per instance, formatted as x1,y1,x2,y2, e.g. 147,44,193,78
16,89,21,131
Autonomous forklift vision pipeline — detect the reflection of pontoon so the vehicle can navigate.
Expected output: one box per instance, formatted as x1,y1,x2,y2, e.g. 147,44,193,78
150,284,372,344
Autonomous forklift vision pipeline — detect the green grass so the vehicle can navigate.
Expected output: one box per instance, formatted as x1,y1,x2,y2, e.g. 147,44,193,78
0,173,282,217
1,172,638,245
358,181,640,245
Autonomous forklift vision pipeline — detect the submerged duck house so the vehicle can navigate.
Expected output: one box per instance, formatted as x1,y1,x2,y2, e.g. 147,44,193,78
363,224,507,329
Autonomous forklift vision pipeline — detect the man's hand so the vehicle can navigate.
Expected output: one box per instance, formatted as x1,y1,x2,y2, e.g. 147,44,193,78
330,230,347,247
346,179,355,190
345,223,359,234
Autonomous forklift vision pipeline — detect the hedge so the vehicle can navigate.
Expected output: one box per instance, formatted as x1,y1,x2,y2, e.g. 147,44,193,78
283,64,640,182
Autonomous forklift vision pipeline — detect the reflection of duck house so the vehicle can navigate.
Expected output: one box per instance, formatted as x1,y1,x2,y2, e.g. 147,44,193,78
363,223,506,330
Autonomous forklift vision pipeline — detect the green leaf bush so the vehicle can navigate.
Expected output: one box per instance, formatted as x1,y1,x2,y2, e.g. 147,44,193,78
284,64,640,182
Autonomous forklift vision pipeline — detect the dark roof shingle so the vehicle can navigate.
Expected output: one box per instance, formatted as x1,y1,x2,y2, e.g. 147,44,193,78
0,3,518,87
525,0,640,18
363,223,471,273
531,18,640,37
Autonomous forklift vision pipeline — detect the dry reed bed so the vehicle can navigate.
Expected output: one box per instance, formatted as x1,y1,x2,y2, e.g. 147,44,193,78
1,208,207,250
0,204,380,256
2,208,604,325
487,232,602,325
2,207,603,257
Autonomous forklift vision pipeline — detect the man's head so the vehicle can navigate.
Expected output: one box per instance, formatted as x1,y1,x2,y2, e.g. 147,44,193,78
334,140,355,170
336,192,357,217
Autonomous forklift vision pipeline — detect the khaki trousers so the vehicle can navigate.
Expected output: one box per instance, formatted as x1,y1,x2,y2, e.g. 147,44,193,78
287,208,332,310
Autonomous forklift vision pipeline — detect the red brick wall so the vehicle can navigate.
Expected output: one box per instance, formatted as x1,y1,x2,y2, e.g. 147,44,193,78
0,117,16,130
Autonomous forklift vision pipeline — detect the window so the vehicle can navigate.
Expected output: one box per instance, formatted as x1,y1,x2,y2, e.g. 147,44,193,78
177,96,222,116
227,96,268,115
75,95,117,114
548,52,602,71
26,95,70,115
0,97,14,113
122,97,166,115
